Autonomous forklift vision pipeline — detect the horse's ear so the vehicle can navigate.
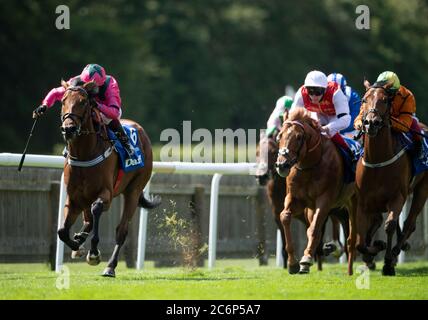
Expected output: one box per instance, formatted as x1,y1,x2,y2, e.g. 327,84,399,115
83,81,99,95
364,80,371,90
61,79,69,89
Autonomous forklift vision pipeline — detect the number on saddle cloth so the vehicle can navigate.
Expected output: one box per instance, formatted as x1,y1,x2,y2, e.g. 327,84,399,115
107,125,145,172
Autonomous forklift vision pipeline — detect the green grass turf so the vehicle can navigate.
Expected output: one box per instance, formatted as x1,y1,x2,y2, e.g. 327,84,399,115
0,259,427,300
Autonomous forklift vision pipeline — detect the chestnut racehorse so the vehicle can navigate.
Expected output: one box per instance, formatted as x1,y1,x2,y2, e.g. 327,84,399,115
355,81,428,276
57,80,161,277
255,133,349,273
275,108,356,275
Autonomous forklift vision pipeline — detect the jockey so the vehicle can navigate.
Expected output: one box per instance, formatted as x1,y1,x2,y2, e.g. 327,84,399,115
32,64,135,156
327,73,362,136
354,71,423,159
290,70,354,159
266,95,293,139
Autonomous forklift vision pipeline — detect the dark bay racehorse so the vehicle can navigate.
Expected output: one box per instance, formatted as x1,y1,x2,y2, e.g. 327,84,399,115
275,108,356,275
355,81,428,275
58,80,161,277
255,134,288,266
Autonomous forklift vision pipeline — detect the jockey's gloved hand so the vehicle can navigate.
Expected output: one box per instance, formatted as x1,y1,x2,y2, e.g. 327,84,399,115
32,105,47,118
321,125,331,136
354,120,363,131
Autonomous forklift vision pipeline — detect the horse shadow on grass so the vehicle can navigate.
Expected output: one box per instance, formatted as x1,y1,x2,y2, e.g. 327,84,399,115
395,266,428,277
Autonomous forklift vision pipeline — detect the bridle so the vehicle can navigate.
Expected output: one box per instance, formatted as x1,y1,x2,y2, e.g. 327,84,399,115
361,86,393,134
277,120,322,170
61,86,96,136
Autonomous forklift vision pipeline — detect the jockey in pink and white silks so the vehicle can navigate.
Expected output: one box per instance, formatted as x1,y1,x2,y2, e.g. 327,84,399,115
33,64,134,156
290,70,354,160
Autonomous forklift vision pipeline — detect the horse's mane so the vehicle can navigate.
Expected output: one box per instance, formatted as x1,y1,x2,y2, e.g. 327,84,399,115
287,108,321,132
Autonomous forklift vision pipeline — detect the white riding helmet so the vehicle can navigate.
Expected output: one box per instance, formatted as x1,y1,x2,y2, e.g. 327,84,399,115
304,70,328,88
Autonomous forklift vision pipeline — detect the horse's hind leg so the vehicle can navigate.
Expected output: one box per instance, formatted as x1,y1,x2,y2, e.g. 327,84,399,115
57,196,81,251
102,191,139,277
393,179,428,258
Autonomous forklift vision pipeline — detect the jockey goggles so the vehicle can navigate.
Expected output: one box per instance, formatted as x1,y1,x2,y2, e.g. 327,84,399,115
306,87,325,96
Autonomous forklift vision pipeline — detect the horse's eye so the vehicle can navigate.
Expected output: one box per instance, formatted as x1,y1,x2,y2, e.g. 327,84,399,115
362,99,367,103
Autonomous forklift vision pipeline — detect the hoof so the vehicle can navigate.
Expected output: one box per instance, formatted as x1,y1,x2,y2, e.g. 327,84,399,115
288,263,300,274
366,261,376,271
300,255,313,266
322,242,337,256
391,246,400,257
373,240,386,251
71,245,86,259
299,264,310,274
299,256,313,274
102,267,116,278
86,250,101,266
382,264,396,276
402,242,411,252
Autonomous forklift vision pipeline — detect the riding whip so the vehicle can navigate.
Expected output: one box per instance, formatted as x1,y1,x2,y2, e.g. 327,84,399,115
390,116,428,139
18,118,38,172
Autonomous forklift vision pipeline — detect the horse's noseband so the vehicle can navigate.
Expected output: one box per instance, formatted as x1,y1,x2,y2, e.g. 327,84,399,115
61,86,91,137
277,146,298,169
361,87,392,134
277,121,305,166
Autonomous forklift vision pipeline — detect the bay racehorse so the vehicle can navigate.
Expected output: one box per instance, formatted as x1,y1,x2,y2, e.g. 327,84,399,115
57,80,161,277
275,108,356,275
355,81,428,275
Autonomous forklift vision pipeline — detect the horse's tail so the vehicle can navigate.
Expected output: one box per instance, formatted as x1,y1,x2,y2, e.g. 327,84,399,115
138,193,162,209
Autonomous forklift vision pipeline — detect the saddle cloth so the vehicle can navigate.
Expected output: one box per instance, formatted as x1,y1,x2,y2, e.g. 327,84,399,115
398,132,428,176
107,124,145,173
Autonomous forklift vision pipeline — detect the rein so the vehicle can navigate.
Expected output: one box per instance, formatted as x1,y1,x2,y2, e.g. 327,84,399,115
278,120,322,170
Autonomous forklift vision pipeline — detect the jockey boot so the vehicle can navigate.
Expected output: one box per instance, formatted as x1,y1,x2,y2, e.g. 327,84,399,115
410,118,424,159
331,133,356,163
413,138,424,160
108,119,135,157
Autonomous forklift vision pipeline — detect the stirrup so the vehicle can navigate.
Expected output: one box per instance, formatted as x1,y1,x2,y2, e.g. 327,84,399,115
123,143,135,157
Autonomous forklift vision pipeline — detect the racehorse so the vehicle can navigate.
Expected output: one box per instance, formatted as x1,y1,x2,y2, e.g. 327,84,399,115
355,81,428,276
255,130,349,273
57,80,161,277
255,134,288,266
275,108,356,275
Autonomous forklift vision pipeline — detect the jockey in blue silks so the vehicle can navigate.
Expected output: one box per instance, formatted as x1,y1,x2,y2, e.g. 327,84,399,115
327,73,362,137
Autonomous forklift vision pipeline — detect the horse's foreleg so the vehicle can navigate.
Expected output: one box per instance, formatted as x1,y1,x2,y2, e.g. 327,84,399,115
301,198,331,274
57,196,81,251
383,196,406,276
71,209,93,259
270,178,288,268
280,194,301,274
347,197,357,276
103,191,139,277
87,196,110,266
